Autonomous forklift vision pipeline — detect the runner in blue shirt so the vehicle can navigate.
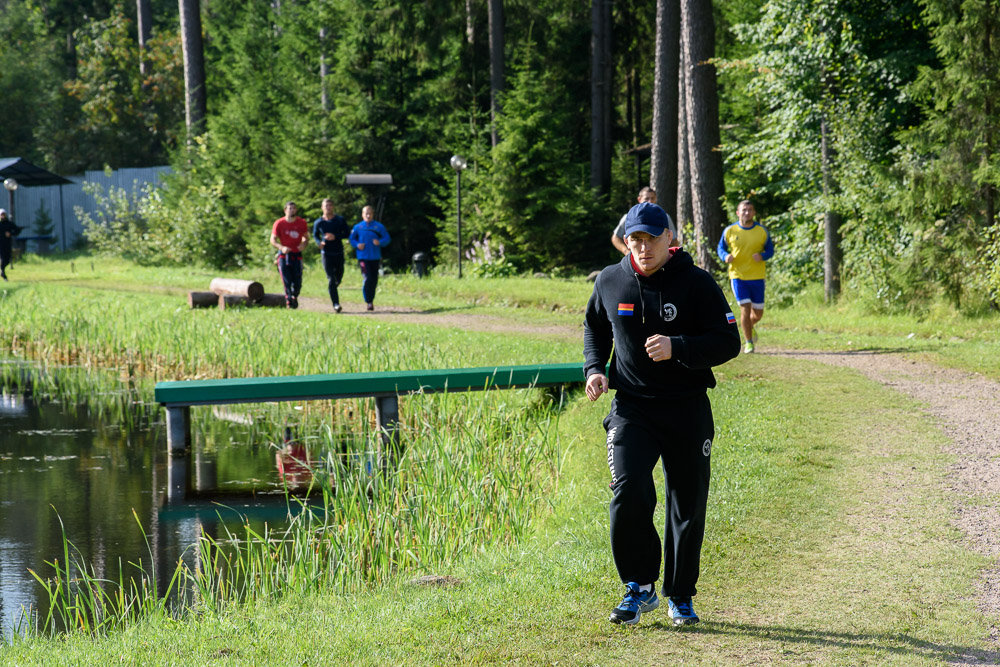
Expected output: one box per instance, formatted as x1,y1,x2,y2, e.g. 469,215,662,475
348,205,391,311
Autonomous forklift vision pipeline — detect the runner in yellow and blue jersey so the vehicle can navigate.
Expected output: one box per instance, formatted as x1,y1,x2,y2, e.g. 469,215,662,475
716,200,774,353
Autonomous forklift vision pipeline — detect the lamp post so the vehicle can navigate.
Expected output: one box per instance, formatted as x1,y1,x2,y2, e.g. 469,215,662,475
449,154,467,278
3,178,17,218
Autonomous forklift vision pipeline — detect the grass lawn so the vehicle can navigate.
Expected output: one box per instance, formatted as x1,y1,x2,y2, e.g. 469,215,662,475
1,256,998,663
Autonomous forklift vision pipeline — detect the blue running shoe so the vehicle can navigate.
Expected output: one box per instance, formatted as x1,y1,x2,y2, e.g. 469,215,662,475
667,596,699,626
609,582,659,625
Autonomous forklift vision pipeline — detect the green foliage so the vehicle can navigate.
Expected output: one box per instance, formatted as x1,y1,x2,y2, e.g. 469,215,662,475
76,180,163,265
471,255,518,278
75,159,256,270
156,142,258,269
724,0,937,307
31,202,55,239
0,1,61,165
465,234,518,277
985,222,1000,303
62,3,183,168
170,0,471,269
860,0,1000,312
464,40,612,271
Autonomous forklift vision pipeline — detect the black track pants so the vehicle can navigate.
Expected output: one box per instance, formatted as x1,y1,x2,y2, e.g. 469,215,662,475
277,253,303,303
359,259,380,304
322,252,345,306
603,392,714,597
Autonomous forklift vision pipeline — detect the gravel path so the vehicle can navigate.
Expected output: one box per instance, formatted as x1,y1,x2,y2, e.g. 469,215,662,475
772,349,1000,654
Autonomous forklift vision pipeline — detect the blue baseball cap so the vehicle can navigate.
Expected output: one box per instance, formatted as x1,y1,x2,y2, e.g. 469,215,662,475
624,202,676,238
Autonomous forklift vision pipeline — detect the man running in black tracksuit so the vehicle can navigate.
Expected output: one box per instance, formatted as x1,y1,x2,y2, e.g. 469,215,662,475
313,198,351,312
584,202,741,626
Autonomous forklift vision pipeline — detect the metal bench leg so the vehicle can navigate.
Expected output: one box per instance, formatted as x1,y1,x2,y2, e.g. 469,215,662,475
375,395,401,468
166,406,191,453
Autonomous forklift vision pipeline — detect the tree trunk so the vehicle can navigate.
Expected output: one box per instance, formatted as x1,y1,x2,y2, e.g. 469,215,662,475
590,0,612,195
821,117,842,301
179,0,207,139
137,0,153,78
602,0,612,195
320,27,330,114
681,0,725,270
66,29,77,80
676,41,693,243
466,0,476,45
650,0,680,220
488,0,505,148
983,7,995,229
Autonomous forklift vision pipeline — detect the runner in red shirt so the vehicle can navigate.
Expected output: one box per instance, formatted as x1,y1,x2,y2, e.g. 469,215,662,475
270,201,309,308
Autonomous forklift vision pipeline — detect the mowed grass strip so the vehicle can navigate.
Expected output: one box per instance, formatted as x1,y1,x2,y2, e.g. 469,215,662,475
5,354,993,665
0,282,579,379
8,255,1000,378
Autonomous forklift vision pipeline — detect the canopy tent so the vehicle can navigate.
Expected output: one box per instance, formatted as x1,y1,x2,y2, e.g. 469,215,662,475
0,157,73,187
0,157,74,251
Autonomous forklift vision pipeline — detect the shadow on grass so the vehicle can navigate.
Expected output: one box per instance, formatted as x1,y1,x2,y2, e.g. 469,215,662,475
767,347,931,356
415,305,479,315
641,619,999,663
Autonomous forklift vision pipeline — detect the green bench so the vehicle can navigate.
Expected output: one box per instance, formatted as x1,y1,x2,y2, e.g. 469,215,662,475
155,362,586,453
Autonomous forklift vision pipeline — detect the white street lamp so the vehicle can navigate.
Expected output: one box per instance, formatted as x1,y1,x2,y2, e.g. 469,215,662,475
450,155,468,278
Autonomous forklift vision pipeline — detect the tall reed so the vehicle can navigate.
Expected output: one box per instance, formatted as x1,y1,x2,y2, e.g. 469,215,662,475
26,510,184,637
189,388,562,609
5,366,564,639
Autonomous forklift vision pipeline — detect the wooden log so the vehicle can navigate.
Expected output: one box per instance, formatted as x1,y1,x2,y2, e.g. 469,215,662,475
188,291,220,308
218,294,250,310
258,293,287,307
209,278,264,302
218,293,287,310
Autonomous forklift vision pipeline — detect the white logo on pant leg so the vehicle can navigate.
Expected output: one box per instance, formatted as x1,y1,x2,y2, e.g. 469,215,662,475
606,427,618,484
702,439,712,457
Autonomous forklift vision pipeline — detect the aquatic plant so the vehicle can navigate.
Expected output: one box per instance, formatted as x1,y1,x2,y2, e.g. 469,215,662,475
26,510,184,637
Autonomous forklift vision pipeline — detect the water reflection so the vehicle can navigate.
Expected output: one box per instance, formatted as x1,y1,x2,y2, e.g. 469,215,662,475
0,375,314,638
0,391,27,418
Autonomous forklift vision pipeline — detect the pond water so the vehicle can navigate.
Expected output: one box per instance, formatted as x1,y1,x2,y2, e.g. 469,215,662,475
0,367,325,638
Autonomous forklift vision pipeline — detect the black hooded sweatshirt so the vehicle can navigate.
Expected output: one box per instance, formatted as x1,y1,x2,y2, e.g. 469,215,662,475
583,248,741,401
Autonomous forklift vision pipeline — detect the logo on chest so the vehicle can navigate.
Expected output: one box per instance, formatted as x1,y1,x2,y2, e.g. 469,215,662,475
662,303,677,322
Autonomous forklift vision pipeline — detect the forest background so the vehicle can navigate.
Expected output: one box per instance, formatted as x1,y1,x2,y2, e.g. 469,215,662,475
1,0,998,315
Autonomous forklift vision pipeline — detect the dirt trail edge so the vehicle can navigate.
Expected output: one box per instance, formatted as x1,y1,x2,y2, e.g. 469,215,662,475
772,349,1000,651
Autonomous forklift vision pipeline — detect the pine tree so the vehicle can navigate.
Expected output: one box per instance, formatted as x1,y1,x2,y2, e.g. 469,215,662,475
898,0,1000,305
475,38,609,270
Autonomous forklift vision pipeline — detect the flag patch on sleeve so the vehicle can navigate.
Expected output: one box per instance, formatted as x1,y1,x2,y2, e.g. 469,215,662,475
618,303,634,316
726,312,736,324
